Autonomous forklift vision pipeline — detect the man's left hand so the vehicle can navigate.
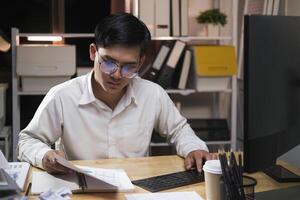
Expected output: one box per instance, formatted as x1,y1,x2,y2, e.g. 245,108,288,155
184,150,217,172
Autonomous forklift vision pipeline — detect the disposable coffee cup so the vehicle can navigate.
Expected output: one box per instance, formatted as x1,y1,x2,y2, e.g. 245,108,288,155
203,160,222,200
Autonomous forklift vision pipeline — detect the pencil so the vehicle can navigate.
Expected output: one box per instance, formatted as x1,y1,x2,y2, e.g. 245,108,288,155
238,150,243,179
220,154,233,199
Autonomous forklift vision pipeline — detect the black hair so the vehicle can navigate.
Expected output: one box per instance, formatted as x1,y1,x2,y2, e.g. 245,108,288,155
94,12,151,56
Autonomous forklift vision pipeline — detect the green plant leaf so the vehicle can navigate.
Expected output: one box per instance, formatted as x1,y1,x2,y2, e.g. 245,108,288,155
196,9,227,26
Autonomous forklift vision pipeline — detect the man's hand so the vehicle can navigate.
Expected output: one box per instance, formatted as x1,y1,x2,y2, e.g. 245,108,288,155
42,150,73,174
185,150,217,172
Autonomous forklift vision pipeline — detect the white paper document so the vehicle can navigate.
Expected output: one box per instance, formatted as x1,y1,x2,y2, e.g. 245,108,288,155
126,191,204,200
77,166,135,192
32,165,134,194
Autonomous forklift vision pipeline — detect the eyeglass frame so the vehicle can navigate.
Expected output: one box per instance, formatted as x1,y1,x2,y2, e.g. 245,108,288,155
96,49,140,79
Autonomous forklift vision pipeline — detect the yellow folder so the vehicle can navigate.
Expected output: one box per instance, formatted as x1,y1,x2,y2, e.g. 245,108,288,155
194,45,237,76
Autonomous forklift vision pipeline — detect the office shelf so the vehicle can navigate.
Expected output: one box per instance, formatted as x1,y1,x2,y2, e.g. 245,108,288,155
166,89,196,96
137,0,238,154
11,0,238,159
196,89,233,93
19,33,94,38
11,29,97,161
152,36,232,41
17,91,47,96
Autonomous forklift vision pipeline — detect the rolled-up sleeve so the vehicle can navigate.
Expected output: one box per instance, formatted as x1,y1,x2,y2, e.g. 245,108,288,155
155,86,208,157
17,88,63,168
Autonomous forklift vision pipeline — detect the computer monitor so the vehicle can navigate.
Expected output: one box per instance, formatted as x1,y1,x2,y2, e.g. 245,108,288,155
244,15,300,182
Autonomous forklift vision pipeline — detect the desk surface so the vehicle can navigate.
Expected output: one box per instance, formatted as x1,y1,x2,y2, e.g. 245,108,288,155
28,155,300,200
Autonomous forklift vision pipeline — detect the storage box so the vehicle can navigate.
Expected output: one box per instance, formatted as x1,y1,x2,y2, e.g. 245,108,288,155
16,45,76,92
194,45,237,76
0,84,8,131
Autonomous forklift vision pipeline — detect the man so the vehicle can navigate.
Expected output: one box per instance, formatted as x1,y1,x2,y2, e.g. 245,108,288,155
18,13,213,174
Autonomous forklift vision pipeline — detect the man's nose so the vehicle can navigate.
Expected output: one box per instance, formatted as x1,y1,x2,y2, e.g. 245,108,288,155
111,66,122,79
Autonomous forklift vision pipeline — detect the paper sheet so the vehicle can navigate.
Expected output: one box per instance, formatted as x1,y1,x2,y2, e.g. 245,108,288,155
76,165,135,192
125,191,204,200
32,165,134,194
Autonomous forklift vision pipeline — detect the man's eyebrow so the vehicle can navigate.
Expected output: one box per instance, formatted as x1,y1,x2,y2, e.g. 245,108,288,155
102,55,139,65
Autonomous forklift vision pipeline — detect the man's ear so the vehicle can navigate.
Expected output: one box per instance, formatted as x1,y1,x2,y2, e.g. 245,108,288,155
89,43,97,61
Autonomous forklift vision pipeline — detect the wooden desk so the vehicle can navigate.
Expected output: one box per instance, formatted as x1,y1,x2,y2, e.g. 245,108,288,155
28,155,300,200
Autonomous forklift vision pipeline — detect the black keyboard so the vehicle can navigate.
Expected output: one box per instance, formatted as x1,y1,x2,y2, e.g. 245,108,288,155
132,170,204,192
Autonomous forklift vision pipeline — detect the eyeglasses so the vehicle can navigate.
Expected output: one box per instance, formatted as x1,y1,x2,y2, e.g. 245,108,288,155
96,51,139,79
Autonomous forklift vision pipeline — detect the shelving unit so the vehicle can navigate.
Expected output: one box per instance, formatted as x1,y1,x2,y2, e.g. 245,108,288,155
153,74,237,153
11,5,238,159
11,29,95,161
144,0,239,152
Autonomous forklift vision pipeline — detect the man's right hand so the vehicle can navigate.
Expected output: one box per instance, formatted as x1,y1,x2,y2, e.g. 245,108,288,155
42,150,73,174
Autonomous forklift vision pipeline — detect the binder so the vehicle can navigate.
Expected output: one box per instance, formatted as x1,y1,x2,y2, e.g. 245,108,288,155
178,49,192,89
129,0,139,17
171,0,180,36
266,0,274,15
272,0,280,15
155,0,170,36
157,40,186,88
170,48,185,88
145,41,172,82
194,45,237,76
139,0,155,37
180,0,189,36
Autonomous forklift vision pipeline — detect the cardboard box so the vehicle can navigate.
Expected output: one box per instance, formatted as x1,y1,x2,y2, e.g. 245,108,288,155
16,45,76,92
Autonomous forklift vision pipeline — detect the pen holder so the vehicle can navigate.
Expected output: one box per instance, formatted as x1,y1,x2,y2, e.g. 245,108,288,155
220,175,257,200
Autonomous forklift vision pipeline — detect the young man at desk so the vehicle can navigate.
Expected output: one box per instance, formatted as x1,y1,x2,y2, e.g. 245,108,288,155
17,13,213,174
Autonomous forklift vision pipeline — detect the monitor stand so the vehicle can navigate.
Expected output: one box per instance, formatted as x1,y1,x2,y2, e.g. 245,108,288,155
263,165,300,182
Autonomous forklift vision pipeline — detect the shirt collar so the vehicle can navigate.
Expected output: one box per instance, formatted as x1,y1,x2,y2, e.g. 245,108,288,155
78,71,138,106
123,79,138,107
78,71,96,105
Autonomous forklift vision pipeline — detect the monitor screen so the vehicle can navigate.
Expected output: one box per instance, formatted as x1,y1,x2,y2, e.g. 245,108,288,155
244,15,300,174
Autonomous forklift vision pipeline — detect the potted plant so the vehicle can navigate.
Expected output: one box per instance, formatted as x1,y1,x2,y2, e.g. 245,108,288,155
196,9,227,36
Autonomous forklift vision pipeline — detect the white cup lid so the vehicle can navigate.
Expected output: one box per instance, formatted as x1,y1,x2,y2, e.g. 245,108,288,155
203,160,222,174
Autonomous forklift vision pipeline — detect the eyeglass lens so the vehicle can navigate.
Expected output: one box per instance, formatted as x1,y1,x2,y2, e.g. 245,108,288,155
100,59,138,78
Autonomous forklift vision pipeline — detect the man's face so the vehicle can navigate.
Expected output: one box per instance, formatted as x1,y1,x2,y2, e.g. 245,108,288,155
89,44,144,95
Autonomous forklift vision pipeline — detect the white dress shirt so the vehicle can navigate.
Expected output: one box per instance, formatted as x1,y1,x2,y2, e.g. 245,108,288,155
17,72,208,168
